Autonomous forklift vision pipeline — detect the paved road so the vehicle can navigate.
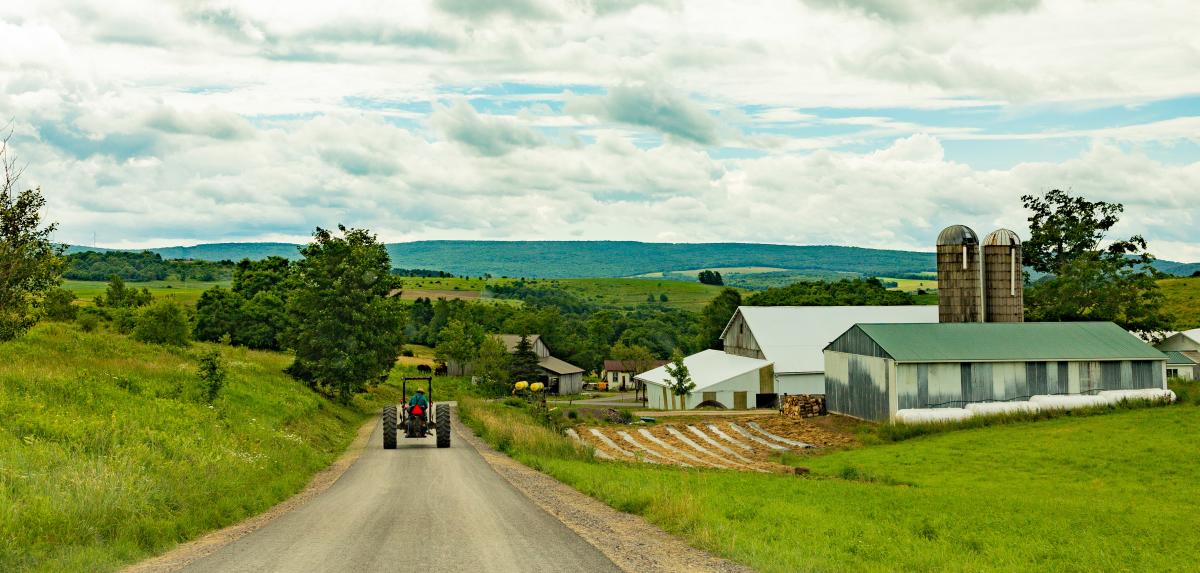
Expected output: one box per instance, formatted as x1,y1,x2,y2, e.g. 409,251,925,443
181,408,620,573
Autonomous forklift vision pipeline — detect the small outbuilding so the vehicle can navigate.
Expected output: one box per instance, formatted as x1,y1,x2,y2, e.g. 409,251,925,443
1166,351,1197,380
636,350,774,410
1156,328,1200,366
824,322,1168,422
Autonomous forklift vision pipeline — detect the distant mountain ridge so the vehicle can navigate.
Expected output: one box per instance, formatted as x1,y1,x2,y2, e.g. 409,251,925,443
63,240,1199,279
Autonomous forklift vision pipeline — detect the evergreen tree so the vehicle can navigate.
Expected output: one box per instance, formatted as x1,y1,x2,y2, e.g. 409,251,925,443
509,334,542,383
664,349,695,410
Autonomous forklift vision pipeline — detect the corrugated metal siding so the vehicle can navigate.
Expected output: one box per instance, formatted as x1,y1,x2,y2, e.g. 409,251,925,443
826,351,890,421
827,326,892,359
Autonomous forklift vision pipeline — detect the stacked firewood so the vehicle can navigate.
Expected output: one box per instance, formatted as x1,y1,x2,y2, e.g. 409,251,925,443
780,394,826,418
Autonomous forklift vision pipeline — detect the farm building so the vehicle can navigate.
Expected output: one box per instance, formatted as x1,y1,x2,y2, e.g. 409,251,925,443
1166,351,1197,380
1156,328,1200,364
719,305,939,395
601,359,668,391
636,350,774,410
449,334,584,394
824,322,1168,422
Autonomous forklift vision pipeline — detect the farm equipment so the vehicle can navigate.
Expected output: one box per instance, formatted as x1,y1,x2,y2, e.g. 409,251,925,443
382,376,451,449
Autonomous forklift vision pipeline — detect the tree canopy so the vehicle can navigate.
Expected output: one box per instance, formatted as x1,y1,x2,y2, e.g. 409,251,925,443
0,135,63,340
744,277,914,306
1021,189,1173,334
284,226,405,401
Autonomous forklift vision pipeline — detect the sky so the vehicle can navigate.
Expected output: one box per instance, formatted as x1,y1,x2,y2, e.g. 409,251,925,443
2,0,1198,260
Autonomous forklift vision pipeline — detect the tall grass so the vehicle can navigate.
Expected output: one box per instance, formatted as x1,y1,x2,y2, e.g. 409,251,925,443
456,397,592,467
0,323,400,572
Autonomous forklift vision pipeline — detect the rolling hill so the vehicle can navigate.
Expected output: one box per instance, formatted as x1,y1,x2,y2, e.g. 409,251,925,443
65,240,1198,280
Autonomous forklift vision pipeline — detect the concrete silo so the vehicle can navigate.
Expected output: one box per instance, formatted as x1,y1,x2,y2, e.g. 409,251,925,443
936,225,983,323
983,229,1024,322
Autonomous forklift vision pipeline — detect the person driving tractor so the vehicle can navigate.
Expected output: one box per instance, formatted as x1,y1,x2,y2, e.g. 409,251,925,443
409,388,429,411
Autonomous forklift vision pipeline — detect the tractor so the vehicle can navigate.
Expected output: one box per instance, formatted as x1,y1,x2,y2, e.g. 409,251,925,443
382,376,451,449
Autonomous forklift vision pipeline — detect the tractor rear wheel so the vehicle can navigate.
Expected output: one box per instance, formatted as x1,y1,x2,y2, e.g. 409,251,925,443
382,405,397,449
436,404,451,448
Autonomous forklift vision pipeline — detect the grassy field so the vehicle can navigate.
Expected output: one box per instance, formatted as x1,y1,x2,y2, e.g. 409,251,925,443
0,323,403,572
63,279,229,306
1159,276,1200,330
633,267,791,278
461,397,1199,572
877,276,939,293
393,276,735,312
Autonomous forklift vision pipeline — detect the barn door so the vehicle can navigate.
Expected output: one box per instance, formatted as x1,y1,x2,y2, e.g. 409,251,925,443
734,391,748,410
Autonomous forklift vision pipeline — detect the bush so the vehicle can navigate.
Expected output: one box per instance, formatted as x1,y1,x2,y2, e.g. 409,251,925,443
110,308,139,334
77,311,100,332
42,287,78,321
197,350,226,403
133,300,190,346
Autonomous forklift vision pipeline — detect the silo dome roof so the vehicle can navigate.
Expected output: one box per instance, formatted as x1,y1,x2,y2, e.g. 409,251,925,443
983,228,1021,246
937,225,978,246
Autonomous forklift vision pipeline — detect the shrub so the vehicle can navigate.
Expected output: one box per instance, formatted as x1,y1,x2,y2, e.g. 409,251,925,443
42,287,78,321
197,350,226,403
133,300,190,346
77,311,100,332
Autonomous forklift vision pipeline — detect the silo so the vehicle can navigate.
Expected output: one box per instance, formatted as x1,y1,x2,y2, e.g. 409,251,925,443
983,229,1024,322
936,225,983,323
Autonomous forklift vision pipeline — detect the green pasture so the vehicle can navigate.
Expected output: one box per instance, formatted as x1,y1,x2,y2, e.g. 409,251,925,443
62,280,229,307
461,396,1200,572
1159,276,1200,330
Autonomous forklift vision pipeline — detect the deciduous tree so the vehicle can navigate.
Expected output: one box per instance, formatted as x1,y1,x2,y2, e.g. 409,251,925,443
0,134,63,340
664,349,695,410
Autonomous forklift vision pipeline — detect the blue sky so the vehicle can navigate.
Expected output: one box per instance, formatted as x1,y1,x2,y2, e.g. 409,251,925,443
1,0,1198,260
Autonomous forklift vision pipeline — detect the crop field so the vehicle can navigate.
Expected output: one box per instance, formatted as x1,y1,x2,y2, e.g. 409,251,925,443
633,266,791,278
1159,276,1200,329
462,398,1200,572
0,323,402,572
877,276,938,293
63,279,228,306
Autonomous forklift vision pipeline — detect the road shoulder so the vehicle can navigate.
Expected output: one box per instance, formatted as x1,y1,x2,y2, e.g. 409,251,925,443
453,412,751,573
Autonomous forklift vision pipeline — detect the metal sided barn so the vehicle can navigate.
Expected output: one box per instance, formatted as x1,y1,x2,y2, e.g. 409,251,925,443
823,322,1169,422
636,350,774,410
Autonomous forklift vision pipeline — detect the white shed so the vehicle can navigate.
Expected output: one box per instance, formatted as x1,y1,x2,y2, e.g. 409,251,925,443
635,350,774,410
719,306,939,395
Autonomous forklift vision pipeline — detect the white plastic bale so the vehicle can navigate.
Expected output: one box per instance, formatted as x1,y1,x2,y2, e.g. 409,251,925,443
1029,394,1109,410
894,408,973,424
1097,389,1177,404
965,401,1041,416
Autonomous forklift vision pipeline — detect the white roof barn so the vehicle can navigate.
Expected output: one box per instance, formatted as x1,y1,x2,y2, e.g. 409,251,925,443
636,350,773,410
720,305,939,394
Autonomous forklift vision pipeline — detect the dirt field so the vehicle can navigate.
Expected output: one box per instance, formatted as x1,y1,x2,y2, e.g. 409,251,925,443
569,413,858,472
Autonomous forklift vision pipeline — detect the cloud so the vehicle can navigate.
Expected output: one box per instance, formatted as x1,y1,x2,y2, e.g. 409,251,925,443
434,0,558,21
430,99,545,156
802,0,1041,23
567,83,719,145
143,108,254,140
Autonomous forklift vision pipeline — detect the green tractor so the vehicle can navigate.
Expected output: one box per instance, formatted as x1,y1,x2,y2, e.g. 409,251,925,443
382,376,450,449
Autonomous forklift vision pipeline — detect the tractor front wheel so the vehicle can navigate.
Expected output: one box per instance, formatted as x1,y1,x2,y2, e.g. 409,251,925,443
382,405,397,449
436,404,451,448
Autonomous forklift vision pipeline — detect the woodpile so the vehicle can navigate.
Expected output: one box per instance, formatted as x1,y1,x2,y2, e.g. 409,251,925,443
780,394,826,418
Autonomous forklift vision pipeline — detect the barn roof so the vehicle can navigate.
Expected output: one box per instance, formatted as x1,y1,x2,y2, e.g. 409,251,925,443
1166,351,1197,365
635,350,771,392
603,359,669,372
720,305,939,373
493,334,542,353
837,322,1167,363
538,356,584,375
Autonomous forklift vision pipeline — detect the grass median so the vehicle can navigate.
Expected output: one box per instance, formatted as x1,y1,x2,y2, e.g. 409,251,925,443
459,393,1200,572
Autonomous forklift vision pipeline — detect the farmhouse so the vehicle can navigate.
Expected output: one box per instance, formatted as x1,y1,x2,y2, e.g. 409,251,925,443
719,305,939,395
636,350,774,410
493,334,585,395
602,359,668,391
1166,351,1197,380
824,322,1169,422
1156,328,1200,364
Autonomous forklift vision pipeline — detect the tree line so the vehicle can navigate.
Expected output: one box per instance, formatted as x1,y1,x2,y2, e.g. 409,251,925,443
64,250,234,282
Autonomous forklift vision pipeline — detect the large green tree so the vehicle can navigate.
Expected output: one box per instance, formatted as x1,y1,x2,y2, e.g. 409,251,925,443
284,225,405,401
696,287,741,349
0,135,63,340
435,318,485,374
472,335,511,395
509,333,542,383
1021,189,1173,334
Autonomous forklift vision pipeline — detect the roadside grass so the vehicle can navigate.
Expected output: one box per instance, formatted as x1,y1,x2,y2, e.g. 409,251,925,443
1158,276,1200,330
0,323,401,573
63,279,229,307
461,395,1200,572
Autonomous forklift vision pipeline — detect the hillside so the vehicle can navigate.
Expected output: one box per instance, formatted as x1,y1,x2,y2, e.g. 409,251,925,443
1159,276,1200,330
0,323,400,571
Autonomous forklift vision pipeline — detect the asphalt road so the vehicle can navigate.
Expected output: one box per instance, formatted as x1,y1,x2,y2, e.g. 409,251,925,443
181,407,620,573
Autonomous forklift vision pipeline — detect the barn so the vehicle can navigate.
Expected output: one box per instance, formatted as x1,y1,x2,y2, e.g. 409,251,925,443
1166,351,1197,380
636,350,774,410
823,322,1169,422
1156,328,1200,366
719,306,939,395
